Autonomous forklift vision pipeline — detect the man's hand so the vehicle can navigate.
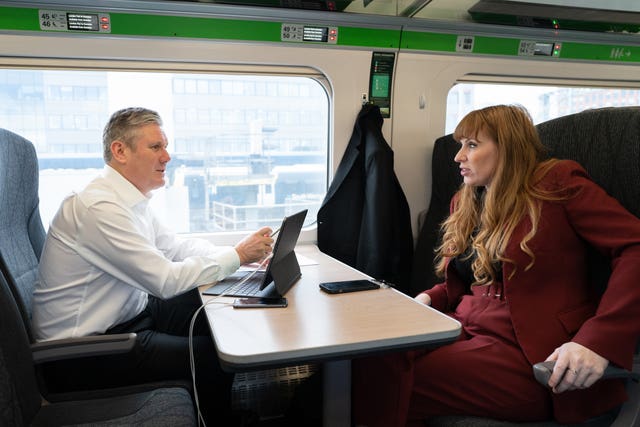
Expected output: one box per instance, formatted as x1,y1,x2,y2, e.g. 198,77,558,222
234,226,274,265
545,342,609,393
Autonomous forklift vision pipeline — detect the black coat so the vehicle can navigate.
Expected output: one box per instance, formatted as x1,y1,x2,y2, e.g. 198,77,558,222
317,104,413,294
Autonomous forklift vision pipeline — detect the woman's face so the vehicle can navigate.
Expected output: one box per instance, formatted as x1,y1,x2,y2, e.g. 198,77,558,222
454,130,499,188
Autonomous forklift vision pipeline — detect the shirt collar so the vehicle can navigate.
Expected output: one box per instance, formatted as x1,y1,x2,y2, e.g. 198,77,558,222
102,165,150,208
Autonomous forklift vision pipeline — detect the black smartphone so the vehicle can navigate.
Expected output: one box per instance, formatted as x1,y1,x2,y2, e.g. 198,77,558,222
319,279,380,294
232,297,288,308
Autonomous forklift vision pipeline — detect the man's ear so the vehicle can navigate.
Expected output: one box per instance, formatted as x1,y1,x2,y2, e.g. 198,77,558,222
110,140,128,163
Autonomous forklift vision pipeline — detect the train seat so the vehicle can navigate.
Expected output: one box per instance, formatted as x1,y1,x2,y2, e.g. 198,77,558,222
0,128,181,397
413,106,640,427
0,253,196,426
0,127,46,340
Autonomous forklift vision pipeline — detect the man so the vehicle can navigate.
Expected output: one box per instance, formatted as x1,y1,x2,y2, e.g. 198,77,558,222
33,107,274,424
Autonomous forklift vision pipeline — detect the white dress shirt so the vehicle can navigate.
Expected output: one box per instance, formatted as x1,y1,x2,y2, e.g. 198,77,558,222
32,165,240,342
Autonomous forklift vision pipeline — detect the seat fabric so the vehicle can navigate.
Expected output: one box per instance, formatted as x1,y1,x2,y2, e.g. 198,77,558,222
0,252,196,427
32,387,196,427
0,128,47,341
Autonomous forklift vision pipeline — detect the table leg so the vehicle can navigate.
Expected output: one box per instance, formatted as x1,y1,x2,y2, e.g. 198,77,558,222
322,359,351,427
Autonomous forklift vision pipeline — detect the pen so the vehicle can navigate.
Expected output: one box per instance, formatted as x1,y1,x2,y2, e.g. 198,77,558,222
270,228,280,238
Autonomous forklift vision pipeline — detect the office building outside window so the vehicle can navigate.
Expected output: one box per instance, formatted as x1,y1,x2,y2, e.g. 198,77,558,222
446,83,640,134
0,69,329,233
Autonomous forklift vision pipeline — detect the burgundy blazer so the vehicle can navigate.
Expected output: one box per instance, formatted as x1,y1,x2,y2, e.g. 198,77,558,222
424,160,640,424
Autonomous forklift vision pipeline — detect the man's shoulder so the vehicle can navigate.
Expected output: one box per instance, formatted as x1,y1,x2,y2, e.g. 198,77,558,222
76,175,121,208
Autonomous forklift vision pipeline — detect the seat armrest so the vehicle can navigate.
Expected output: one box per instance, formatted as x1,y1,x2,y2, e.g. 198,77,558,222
533,360,640,386
31,333,136,363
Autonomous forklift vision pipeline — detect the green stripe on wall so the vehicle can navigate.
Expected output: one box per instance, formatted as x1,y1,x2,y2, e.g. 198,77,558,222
560,42,640,63
0,7,40,31
401,29,640,64
0,5,638,62
0,6,400,48
115,13,401,48
401,31,519,55
472,36,520,56
400,31,456,52
112,13,282,42
337,26,400,49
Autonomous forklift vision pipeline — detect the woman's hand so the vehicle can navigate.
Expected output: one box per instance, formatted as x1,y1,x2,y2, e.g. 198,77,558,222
414,293,432,306
545,342,609,393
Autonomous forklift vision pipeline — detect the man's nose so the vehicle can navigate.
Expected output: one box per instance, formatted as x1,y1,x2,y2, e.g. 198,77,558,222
162,148,171,163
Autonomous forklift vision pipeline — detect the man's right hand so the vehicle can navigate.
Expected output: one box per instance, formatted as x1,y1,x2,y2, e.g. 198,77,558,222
234,226,274,265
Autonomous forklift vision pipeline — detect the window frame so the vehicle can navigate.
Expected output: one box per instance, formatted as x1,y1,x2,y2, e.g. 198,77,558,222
0,59,333,242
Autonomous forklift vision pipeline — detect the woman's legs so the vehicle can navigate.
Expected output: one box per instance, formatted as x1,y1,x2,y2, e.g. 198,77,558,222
408,336,551,424
352,351,415,427
352,335,551,427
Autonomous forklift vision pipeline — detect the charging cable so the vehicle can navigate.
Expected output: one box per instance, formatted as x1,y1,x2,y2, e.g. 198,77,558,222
188,253,272,426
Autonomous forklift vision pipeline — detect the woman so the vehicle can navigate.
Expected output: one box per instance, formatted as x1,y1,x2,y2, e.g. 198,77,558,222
352,105,640,426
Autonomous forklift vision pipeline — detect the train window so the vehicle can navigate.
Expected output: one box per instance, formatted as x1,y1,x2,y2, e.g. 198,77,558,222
0,69,329,234
446,83,640,134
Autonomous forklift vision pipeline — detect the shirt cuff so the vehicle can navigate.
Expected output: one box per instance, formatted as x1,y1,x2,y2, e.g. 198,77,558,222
215,247,241,278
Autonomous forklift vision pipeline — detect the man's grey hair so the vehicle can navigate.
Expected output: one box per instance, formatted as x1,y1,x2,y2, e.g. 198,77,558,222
102,107,163,162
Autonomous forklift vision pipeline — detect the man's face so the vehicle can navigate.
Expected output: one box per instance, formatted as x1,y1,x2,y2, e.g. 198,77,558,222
119,124,171,195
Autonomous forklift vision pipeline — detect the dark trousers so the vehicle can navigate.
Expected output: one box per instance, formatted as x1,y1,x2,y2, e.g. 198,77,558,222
40,289,234,425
